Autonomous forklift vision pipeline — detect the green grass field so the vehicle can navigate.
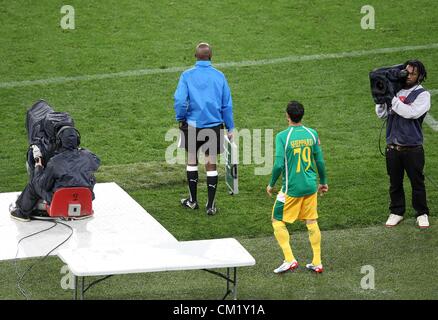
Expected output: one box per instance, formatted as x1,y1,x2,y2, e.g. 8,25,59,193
1,0,437,299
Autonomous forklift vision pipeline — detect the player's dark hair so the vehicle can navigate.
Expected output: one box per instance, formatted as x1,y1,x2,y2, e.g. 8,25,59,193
403,59,427,83
286,101,304,123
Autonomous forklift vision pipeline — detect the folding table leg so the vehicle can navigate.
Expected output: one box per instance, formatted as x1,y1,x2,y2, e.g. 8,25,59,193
233,267,238,300
202,268,238,300
80,277,85,300
226,268,230,293
73,275,78,300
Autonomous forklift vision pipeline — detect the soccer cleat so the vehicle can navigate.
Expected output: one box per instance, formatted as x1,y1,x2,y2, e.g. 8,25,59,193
180,198,199,210
273,260,299,274
306,263,324,273
206,205,218,216
385,213,404,227
10,208,30,222
416,214,430,229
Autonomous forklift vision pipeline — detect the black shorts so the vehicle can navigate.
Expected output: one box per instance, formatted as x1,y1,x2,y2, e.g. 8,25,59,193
178,122,224,156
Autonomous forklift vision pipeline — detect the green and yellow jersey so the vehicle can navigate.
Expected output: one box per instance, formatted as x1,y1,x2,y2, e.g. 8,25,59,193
269,125,327,197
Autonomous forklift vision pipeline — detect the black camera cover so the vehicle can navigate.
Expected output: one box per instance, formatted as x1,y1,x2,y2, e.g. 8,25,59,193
25,100,75,178
26,100,54,145
369,64,408,104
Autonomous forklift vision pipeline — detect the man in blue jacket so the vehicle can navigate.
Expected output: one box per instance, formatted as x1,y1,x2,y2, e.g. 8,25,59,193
174,42,234,215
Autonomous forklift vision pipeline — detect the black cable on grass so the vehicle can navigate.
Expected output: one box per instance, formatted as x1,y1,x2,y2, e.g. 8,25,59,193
14,218,73,299
14,220,58,299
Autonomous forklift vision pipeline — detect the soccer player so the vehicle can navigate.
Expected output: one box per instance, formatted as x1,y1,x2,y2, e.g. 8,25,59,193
267,101,328,274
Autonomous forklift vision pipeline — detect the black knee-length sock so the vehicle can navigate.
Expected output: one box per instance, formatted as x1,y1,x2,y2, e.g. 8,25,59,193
187,166,198,202
206,171,218,208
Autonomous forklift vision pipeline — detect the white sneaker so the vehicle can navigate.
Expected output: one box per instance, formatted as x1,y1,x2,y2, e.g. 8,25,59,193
273,260,298,274
416,214,430,229
385,214,404,227
306,263,324,273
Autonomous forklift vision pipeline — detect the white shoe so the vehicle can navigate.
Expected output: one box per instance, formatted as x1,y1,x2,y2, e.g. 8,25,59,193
306,263,324,273
416,214,430,229
385,214,404,227
273,260,298,274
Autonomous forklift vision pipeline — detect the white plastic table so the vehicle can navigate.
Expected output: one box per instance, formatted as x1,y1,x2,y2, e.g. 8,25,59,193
1,182,256,299
58,238,256,299
0,183,177,261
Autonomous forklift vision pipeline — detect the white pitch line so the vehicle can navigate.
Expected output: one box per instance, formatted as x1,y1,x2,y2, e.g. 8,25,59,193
1,43,438,89
425,90,438,131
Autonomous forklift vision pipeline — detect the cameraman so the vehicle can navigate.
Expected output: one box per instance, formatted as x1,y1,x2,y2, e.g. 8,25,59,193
9,127,100,222
375,59,431,228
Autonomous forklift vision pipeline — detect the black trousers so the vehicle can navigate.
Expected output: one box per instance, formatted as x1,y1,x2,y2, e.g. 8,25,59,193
386,145,429,217
15,180,49,217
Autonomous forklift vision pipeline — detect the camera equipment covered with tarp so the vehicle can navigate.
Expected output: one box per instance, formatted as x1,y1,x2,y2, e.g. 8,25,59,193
25,100,75,177
369,64,408,105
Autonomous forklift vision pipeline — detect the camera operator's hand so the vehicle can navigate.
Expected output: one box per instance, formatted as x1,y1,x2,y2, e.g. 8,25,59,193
179,120,188,129
34,157,43,168
31,145,42,160
227,130,234,142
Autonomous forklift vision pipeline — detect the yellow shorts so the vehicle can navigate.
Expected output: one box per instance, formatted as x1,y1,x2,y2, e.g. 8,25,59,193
272,192,318,223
